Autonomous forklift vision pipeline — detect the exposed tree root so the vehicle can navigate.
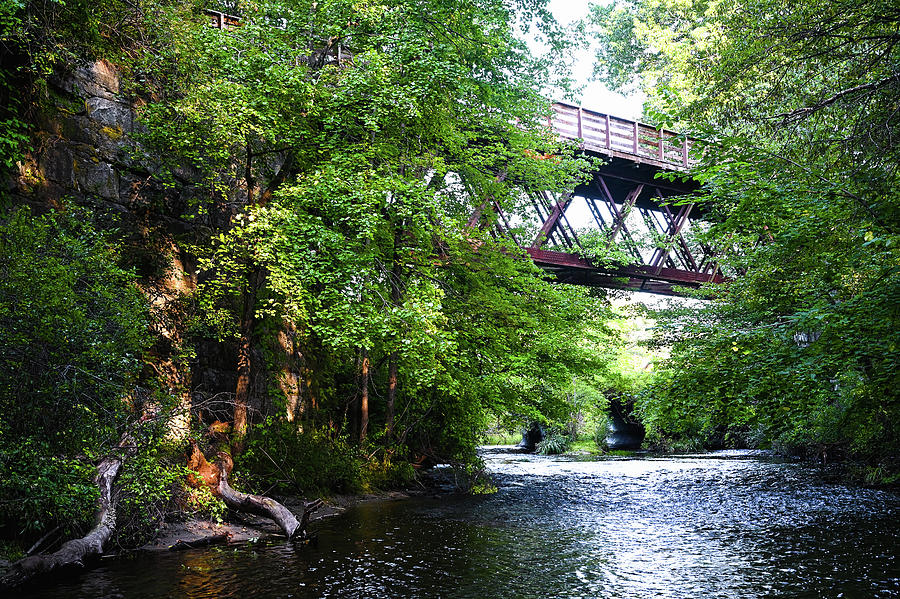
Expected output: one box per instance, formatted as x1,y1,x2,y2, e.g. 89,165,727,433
187,440,322,539
0,439,321,589
1,437,135,589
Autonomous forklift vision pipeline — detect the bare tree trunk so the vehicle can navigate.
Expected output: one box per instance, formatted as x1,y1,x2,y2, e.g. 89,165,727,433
1,435,135,590
232,269,258,451
187,441,321,539
232,151,297,450
359,350,370,442
385,221,405,439
386,355,397,438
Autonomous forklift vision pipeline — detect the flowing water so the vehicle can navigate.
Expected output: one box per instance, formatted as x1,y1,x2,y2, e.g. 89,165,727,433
22,448,900,598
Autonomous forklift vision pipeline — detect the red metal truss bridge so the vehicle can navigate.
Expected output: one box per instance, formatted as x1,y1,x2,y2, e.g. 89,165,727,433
471,102,725,296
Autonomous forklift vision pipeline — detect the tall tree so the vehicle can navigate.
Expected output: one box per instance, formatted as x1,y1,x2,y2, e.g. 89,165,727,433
134,0,609,468
591,0,900,470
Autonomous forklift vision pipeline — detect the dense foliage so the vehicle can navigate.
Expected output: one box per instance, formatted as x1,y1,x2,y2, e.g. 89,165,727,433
591,0,900,476
0,0,626,554
0,207,151,537
124,0,621,483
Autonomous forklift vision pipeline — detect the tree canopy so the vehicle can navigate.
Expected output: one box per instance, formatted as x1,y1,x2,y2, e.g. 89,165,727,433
0,0,627,541
129,0,618,468
591,0,900,473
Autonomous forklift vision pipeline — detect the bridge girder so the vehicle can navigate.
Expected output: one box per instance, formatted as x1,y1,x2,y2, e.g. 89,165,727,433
470,104,726,296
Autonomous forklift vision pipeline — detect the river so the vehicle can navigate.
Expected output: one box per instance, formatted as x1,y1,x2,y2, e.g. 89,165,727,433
22,447,900,598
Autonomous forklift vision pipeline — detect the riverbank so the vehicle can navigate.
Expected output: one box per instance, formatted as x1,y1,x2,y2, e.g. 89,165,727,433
12,447,900,599
0,486,431,582
143,491,412,551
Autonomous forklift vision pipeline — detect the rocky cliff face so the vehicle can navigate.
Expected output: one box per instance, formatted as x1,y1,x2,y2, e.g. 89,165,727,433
16,61,167,211
6,59,297,435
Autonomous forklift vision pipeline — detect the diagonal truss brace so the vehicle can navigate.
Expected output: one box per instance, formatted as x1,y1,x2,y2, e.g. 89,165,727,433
464,169,726,295
533,191,572,248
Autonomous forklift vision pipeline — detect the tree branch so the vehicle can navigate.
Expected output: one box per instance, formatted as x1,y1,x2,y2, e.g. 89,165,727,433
774,74,899,123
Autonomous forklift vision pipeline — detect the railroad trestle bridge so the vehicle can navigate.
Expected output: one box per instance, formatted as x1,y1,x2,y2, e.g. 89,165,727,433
474,102,725,296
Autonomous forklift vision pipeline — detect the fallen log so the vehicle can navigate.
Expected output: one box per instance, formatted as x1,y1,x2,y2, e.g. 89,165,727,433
187,440,323,539
1,437,135,589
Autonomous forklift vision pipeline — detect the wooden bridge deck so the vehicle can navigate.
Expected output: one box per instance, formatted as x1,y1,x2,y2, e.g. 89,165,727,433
550,102,692,171
508,103,723,296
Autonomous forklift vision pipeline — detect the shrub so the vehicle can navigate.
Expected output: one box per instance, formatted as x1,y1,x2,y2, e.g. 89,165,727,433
0,441,99,537
115,432,188,546
0,207,150,539
536,428,571,455
363,454,416,491
593,416,611,451
235,419,364,496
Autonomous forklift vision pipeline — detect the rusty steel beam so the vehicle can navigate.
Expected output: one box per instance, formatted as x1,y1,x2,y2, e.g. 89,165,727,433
580,171,696,196
536,191,576,249
594,176,643,261
532,191,573,248
557,204,585,253
606,182,642,244
649,201,693,269
464,102,725,296
492,198,521,248
466,171,508,229
527,247,726,287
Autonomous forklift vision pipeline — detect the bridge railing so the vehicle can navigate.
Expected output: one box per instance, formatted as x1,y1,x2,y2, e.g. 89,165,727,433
550,102,692,170
206,10,242,29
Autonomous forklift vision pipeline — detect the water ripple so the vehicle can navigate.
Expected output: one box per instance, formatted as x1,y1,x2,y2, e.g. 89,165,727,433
21,449,900,599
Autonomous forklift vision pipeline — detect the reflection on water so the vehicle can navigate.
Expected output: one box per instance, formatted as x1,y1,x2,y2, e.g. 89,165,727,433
22,448,900,598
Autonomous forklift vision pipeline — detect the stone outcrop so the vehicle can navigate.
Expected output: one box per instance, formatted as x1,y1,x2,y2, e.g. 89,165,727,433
6,59,299,434
18,61,146,206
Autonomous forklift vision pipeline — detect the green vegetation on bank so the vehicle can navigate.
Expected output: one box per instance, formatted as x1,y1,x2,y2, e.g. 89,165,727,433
0,0,626,558
591,0,900,480
1,0,898,569
0,207,158,540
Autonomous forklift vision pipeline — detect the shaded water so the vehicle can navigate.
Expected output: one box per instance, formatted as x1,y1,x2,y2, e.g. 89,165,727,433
23,448,900,598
